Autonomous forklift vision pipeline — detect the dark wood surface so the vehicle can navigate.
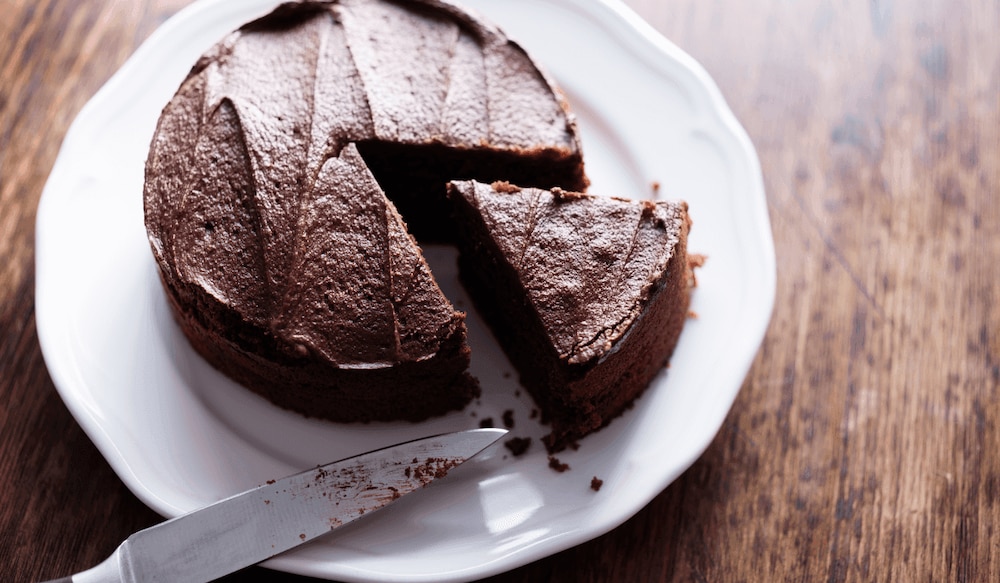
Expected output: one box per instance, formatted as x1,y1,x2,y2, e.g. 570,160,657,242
3,0,998,581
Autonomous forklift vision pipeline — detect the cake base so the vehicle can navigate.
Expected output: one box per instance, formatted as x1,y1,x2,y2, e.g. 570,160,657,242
162,273,480,423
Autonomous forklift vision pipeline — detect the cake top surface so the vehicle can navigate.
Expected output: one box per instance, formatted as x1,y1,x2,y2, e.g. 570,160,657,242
273,144,461,366
450,180,689,365
144,0,582,366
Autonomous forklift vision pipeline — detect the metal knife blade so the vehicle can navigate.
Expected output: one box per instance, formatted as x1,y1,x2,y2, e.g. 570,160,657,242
46,428,506,583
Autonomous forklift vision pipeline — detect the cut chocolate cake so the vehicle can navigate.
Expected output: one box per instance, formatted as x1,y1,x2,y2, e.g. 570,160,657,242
448,181,694,452
143,0,587,422
160,143,480,421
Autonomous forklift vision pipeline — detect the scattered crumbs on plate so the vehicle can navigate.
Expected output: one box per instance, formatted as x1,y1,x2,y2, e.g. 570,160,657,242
504,436,531,457
502,409,515,429
590,476,603,492
479,417,494,428
548,456,570,472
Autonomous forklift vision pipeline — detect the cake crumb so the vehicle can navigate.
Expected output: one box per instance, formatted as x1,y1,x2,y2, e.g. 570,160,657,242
651,181,661,195
504,437,532,457
688,310,699,319
688,253,707,287
479,417,494,428
491,180,521,193
551,187,587,203
590,476,603,491
530,408,539,419
689,253,707,269
548,456,570,472
502,409,515,429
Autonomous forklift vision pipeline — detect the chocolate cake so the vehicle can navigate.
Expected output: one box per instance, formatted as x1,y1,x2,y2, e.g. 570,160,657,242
448,181,694,452
143,0,586,422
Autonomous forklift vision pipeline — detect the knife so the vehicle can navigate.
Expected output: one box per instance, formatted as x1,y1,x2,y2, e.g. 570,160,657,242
43,428,507,583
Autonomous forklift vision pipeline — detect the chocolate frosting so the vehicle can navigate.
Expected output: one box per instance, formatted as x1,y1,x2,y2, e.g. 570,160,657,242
273,144,462,365
144,0,582,367
450,181,688,365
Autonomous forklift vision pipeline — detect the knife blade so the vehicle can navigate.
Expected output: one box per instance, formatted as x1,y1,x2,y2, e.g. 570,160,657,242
44,428,507,583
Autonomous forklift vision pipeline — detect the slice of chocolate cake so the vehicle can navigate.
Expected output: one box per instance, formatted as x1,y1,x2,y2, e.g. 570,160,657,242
448,180,694,452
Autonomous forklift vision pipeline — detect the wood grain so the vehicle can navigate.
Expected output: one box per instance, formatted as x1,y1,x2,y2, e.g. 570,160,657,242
2,0,998,581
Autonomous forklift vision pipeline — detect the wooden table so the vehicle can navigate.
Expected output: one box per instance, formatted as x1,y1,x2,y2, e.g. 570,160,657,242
3,0,998,581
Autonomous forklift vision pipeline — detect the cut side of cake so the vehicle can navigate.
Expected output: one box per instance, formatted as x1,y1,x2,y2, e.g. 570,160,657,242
448,180,694,452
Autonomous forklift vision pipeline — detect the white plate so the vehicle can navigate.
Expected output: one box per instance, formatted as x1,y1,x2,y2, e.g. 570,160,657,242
35,0,775,581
